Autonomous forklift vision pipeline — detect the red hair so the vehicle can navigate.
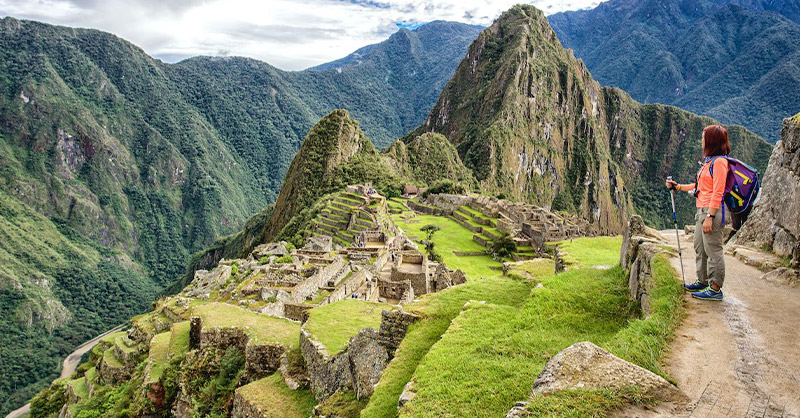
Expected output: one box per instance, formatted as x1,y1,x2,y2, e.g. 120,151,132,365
703,125,730,157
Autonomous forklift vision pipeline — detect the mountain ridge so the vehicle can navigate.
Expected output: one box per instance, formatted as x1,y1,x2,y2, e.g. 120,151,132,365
0,16,479,414
549,0,800,142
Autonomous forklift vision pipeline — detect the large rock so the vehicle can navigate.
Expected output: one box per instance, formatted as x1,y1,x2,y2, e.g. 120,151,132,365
531,342,681,401
184,264,232,298
735,115,800,268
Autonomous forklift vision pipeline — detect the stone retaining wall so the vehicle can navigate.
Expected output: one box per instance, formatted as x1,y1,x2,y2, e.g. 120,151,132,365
620,215,667,317
378,310,420,356
284,302,314,322
244,344,285,379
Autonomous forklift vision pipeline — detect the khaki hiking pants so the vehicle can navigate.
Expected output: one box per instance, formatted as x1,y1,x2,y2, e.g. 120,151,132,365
694,208,726,288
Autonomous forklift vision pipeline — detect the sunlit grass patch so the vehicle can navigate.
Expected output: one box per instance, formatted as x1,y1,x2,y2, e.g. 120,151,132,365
304,299,389,354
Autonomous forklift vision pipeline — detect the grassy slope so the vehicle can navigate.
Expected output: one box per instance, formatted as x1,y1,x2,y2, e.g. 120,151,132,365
193,303,300,347
304,299,389,355
236,373,316,417
364,202,684,417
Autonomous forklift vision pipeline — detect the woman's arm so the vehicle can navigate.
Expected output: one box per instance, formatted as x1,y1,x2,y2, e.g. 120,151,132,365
665,180,696,192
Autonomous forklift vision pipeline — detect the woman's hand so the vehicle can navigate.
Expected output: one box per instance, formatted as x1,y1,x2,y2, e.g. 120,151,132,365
703,217,713,234
666,180,678,190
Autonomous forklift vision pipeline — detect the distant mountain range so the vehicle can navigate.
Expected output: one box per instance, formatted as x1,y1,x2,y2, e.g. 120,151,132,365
0,17,479,414
549,0,800,142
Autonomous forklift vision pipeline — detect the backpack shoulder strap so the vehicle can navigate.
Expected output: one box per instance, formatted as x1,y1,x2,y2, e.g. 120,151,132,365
708,155,729,177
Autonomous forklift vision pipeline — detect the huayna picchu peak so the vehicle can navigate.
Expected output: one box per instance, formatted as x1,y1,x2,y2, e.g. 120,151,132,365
7,2,800,418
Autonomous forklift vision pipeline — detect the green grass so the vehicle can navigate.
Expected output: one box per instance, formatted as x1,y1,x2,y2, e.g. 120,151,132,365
304,299,389,354
114,336,138,353
509,259,555,279
394,242,684,417
84,367,97,385
308,290,331,305
558,236,623,267
390,205,501,279
145,331,171,384
102,348,123,368
235,373,316,417
100,331,127,345
193,303,300,347
522,387,658,417
67,377,88,400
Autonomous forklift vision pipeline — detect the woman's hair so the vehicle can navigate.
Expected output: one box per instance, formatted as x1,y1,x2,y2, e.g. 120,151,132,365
703,125,730,157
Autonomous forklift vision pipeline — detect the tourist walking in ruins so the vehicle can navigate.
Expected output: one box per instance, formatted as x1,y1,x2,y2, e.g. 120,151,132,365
665,125,731,301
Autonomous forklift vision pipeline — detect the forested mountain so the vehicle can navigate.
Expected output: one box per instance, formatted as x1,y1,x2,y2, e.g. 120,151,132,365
0,17,479,414
418,4,773,232
549,0,800,142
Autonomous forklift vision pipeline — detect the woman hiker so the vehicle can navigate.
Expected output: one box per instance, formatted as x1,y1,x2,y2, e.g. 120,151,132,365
665,125,730,301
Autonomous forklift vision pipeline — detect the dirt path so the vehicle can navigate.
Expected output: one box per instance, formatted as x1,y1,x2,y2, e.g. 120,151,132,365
639,230,800,417
5,325,124,418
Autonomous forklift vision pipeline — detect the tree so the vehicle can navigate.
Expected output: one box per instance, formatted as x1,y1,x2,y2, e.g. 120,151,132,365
421,224,441,241
492,233,517,258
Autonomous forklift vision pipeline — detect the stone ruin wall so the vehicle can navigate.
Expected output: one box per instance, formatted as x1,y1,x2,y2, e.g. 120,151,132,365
283,302,314,322
189,315,285,381
300,309,419,402
320,270,369,306
620,215,668,317
378,277,412,300
290,257,346,302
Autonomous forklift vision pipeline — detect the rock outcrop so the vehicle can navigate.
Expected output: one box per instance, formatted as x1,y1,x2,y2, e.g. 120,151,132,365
531,341,681,399
735,114,800,268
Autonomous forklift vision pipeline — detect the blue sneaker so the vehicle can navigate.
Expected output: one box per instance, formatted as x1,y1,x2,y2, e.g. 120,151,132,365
684,281,707,291
692,287,723,301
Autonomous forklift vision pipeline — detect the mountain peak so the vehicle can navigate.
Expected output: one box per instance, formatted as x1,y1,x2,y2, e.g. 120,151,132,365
263,109,376,240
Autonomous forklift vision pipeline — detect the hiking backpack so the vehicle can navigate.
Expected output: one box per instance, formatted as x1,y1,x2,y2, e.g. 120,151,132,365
707,156,762,224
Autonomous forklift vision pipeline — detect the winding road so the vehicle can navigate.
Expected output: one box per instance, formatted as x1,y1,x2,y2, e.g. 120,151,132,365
5,325,124,418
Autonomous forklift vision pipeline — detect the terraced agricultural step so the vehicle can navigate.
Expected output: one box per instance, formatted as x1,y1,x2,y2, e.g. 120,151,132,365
331,201,355,212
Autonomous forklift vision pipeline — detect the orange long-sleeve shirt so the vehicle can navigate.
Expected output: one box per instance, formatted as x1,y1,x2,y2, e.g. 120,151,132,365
688,157,729,209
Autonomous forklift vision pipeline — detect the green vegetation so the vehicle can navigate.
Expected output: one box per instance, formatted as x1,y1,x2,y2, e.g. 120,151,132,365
193,303,300,346
304,299,389,354
145,332,171,383
236,373,316,417
559,236,623,267
0,17,480,412
550,0,800,142
315,390,369,418
397,238,683,417
273,255,294,264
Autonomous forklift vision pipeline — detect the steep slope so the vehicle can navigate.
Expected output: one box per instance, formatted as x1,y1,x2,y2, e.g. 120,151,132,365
183,111,476,284
0,17,478,415
549,0,800,142
420,5,773,232
384,132,475,186
263,109,389,241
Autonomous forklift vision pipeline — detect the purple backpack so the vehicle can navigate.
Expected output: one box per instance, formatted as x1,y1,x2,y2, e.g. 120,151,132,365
708,156,761,224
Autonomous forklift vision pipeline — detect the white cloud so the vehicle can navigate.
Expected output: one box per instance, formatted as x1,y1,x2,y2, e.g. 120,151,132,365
0,0,603,70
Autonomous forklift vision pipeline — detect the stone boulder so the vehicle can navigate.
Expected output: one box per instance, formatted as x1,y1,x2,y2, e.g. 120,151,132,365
531,342,681,401
185,264,232,298
734,115,800,268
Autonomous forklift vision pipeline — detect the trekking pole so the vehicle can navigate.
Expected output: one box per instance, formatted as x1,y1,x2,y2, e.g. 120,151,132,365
667,176,686,285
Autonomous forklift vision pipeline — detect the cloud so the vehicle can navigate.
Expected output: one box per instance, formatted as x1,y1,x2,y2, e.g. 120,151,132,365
0,0,603,70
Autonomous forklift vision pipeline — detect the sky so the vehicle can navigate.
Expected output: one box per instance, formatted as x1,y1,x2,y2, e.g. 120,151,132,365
0,0,603,71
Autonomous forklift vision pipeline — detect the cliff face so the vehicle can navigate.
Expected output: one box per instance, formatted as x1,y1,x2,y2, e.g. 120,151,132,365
420,5,772,232
735,114,800,266
421,6,630,233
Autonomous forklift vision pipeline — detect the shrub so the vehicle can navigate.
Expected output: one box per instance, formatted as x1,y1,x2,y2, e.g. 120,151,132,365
273,255,294,264
422,179,467,198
